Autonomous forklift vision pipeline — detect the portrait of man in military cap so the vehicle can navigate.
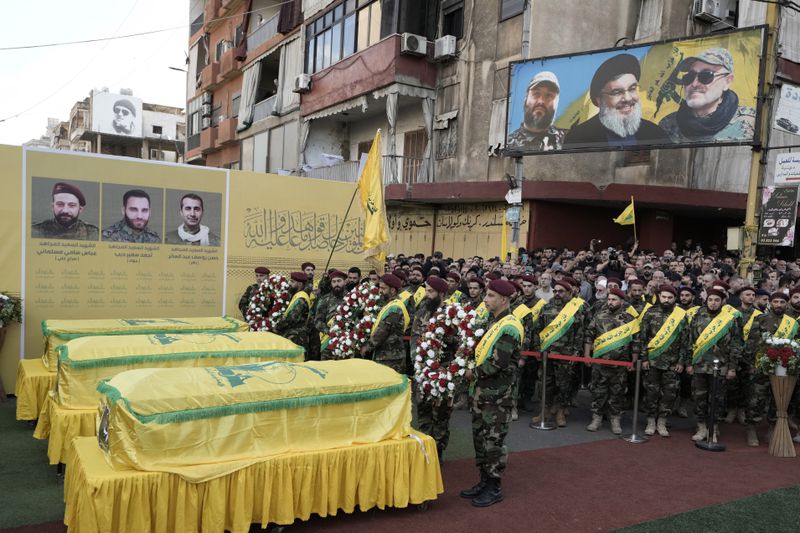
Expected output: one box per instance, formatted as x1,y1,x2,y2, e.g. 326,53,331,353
111,98,137,135
31,178,100,241
507,71,566,152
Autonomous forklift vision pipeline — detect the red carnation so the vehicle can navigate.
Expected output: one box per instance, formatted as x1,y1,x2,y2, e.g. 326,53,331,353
439,378,447,387
430,361,440,370
449,364,459,373
448,307,457,318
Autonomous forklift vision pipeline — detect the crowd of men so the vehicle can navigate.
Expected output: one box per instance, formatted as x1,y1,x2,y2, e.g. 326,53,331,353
239,239,800,508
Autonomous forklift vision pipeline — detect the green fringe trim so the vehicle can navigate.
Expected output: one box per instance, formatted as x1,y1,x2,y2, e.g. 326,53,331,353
647,323,684,361
97,374,409,425
476,325,523,366
540,316,575,351
42,316,244,340
58,345,305,369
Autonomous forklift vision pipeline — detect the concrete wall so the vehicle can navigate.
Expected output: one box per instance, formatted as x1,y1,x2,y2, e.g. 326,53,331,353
143,110,184,140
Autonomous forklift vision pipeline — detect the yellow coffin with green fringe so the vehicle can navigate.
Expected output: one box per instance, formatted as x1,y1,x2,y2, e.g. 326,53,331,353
41,316,248,371
97,359,412,482
56,332,304,410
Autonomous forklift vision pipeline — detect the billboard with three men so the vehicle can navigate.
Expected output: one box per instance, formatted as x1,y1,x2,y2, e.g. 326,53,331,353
505,26,766,154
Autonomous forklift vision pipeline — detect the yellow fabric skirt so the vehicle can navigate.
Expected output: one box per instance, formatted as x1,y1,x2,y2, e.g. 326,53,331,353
33,393,96,465
15,359,56,421
64,434,442,533
41,316,249,370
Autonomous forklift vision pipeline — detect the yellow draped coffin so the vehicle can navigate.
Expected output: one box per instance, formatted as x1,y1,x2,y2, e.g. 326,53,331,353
56,332,304,410
41,316,248,371
97,359,412,482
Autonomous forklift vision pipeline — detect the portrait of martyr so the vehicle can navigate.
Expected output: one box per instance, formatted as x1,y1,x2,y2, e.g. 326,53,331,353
31,177,100,241
164,190,222,247
101,185,163,243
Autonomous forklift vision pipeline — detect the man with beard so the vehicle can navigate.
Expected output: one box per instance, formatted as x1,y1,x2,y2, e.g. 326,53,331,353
238,266,269,319
743,292,798,446
507,71,566,152
754,288,770,312
411,276,458,460
346,266,362,291
686,288,743,442
316,270,347,359
361,273,410,373
626,279,651,316
274,272,311,349
32,182,99,240
407,265,427,309
464,277,485,307
563,54,669,149
164,193,220,246
102,189,161,243
659,48,755,143
445,272,465,304
515,275,544,417
300,262,320,360
726,285,759,425
639,285,689,437
111,98,137,135
786,286,800,319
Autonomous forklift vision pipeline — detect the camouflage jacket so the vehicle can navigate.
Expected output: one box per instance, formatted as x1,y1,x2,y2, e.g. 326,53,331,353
511,301,536,352
314,292,343,334
744,311,799,368
238,283,259,318
367,298,407,362
101,220,161,243
659,104,755,143
786,305,800,320
584,304,641,361
532,296,586,355
274,290,310,348
473,309,521,400
638,304,690,369
410,303,459,361
686,306,743,374
506,124,566,152
31,218,99,241
628,297,650,316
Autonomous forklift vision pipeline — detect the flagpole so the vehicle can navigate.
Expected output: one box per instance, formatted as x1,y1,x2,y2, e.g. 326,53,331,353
631,195,637,244
324,185,359,274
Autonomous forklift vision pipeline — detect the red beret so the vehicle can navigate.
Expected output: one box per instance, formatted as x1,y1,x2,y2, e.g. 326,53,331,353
628,279,645,287
487,279,515,297
712,280,729,291
706,288,727,300
426,275,448,294
658,284,676,296
329,270,347,280
553,280,572,292
790,286,800,296
411,265,424,273
290,271,308,283
738,286,755,295
447,271,461,282
301,262,316,270
607,277,622,287
510,280,523,293
521,275,536,284
771,292,789,301
468,277,485,289
679,285,695,295
562,276,577,287
393,269,407,281
254,266,270,275
486,272,500,281
608,288,627,299
52,182,86,206
380,273,402,290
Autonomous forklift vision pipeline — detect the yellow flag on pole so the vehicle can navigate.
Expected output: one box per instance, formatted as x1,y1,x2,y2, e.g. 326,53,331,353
358,130,390,269
613,197,635,226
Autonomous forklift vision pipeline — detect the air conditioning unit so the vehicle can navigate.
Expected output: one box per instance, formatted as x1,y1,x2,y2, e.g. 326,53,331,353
400,33,427,56
434,35,457,62
201,91,212,104
201,117,211,129
293,73,311,93
201,103,212,117
149,149,165,161
692,0,732,23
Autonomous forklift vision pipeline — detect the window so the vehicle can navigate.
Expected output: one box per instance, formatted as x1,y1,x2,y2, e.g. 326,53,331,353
234,24,244,48
499,0,525,21
215,40,231,61
231,92,241,118
357,140,373,159
436,118,457,159
188,98,201,137
442,0,464,39
152,125,163,135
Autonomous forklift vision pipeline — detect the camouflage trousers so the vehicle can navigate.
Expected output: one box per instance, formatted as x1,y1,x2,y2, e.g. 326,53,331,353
417,396,454,452
589,365,628,416
540,359,575,408
692,373,727,423
375,357,407,374
305,327,321,361
744,371,771,425
725,362,748,411
517,357,539,405
643,367,680,418
469,388,512,480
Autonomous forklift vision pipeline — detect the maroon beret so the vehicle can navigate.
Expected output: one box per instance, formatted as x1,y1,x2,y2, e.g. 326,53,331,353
521,274,536,284
329,270,347,280
706,288,727,300
510,280,523,293
790,286,800,296
608,288,627,299
411,265,424,273
607,277,622,287
380,273,402,290
679,285,695,295
738,286,755,295
254,266,270,275
447,271,461,282
393,269,407,281
771,292,789,302
52,182,86,206
487,279,515,297
712,280,729,291
469,277,485,289
426,275,448,294
486,272,500,281
628,278,645,287
290,271,308,283
301,262,316,270
553,280,572,292
658,284,676,296
561,276,577,287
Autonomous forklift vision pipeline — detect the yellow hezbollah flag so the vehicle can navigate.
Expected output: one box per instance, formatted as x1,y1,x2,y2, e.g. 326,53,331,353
613,197,635,226
358,130,390,269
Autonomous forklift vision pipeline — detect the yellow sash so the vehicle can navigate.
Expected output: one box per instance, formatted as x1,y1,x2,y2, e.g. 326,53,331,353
691,305,740,364
320,317,335,347
475,302,490,320
413,286,426,307
512,303,532,321
592,319,637,358
474,314,525,366
627,302,653,319
646,307,686,360
775,313,799,339
398,290,412,303
540,298,583,351
286,291,311,321
742,309,763,341
686,306,699,323
446,290,464,305
371,299,411,337
530,299,545,324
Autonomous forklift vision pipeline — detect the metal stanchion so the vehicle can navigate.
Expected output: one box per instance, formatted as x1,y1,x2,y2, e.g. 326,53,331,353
696,359,725,452
623,359,648,444
530,351,556,430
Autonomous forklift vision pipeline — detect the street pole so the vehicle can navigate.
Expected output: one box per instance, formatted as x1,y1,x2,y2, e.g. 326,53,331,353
740,2,780,278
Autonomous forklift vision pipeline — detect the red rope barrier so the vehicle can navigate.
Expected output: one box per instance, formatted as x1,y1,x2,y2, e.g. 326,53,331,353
522,351,634,368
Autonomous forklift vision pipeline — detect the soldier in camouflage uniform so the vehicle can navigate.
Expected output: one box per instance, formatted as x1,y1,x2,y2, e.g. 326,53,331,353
274,271,311,349
530,280,586,427
626,279,650,315
517,275,542,412
786,286,800,319
686,288,743,442
411,276,458,459
584,288,640,435
315,270,347,359
238,266,269,319
725,286,758,425
639,285,689,437
464,276,485,308
31,182,99,240
101,189,161,243
676,286,700,417
361,273,409,373
301,262,321,361
506,71,566,153
461,279,522,508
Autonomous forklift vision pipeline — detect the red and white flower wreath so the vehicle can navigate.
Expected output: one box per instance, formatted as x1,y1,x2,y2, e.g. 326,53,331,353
246,274,292,332
327,282,382,359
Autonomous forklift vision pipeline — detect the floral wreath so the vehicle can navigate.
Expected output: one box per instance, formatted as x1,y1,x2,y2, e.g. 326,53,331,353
757,334,800,375
246,274,292,332
414,303,471,401
327,282,382,359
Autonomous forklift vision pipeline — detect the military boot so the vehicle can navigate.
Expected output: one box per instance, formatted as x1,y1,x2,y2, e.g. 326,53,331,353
724,410,736,424
610,415,622,435
656,417,670,437
644,417,656,436
676,399,689,418
736,408,746,425
691,422,708,441
460,471,488,499
746,425,759,447
530,406,552,425
511,406,518,421
555,405,567,427
586,414,603,432
471,478,503,507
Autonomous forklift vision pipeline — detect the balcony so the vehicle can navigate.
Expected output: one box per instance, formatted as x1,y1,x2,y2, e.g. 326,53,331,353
200,62,221,90
200,127,219,154
220,0,245,16
246,13,280,52
204,0,221,31
187,133,201,152
217,117,238,145
69,127,85,143
219,48,242,79
300,156,424,184
252,95,277,122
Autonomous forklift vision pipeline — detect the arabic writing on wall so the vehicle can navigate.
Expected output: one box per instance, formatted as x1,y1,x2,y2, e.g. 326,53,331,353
243,207,364,253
